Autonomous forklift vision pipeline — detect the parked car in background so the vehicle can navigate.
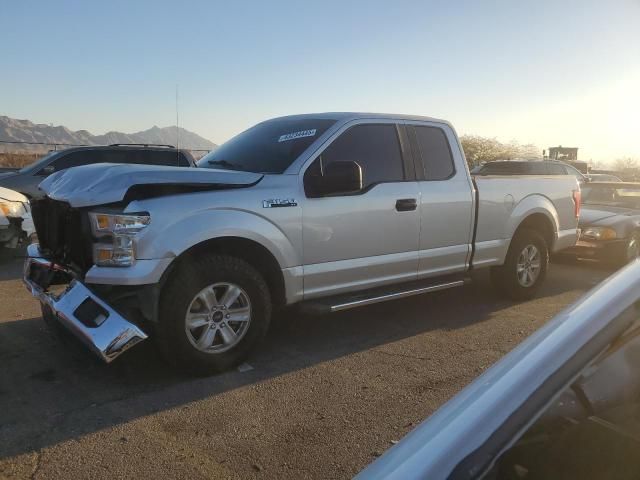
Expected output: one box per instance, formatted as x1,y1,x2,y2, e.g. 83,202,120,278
23,113,579,373
562,182,640,266
0,186,34,250
0,144,196,198
473,159,587,184
586,173,622,182
358,260,640,480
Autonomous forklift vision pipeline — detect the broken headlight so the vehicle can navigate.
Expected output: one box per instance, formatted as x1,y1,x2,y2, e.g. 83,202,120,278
89,212,150,266
0,200,27,218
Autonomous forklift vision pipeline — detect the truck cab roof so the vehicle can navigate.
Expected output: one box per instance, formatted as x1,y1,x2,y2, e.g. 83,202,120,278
268,111,451,126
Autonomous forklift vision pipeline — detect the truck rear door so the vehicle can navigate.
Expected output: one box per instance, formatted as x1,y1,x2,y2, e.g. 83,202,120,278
406,123,475,278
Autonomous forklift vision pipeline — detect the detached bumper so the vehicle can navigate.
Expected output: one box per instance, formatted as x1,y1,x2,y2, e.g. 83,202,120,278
23,244,148,362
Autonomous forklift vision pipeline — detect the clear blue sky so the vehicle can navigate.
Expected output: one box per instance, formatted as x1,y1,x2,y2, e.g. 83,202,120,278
1,0,639,161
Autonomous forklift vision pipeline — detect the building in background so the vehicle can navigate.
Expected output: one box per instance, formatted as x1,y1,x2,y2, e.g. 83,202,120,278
547,146,578,161
544,145,588,173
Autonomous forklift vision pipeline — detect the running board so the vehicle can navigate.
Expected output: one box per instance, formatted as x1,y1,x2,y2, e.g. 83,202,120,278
300,275,470,315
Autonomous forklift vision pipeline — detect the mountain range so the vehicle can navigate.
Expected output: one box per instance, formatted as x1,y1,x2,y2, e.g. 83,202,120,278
0,116,217,152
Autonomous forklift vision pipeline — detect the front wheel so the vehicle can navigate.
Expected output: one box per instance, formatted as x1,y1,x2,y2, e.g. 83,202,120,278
491,228,549,300
156,254,271,375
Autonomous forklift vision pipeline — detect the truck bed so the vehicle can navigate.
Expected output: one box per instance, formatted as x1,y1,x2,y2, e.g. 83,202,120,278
472,174,580,268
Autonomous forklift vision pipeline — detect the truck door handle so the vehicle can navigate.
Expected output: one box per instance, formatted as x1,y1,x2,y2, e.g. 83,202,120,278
395,198,417,211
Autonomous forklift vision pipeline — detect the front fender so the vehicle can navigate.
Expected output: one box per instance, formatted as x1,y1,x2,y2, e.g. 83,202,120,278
135,208,301,269
507,194,559,240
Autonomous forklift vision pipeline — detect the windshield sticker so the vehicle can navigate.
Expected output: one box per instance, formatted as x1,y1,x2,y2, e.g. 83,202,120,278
278,129,317,143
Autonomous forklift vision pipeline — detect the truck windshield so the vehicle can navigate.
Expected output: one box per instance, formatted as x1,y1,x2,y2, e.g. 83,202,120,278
197,118,336,173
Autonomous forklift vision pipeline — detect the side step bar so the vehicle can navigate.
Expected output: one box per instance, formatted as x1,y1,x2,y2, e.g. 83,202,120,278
300,275,470,315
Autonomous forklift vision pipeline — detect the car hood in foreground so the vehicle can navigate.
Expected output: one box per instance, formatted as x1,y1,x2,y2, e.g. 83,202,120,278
579,205,640,226
358,261,640,479
0,185,28,203
0,170,18,180
40,163,264,207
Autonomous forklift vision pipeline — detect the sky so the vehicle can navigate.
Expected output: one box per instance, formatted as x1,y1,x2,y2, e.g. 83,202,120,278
1,0,639,163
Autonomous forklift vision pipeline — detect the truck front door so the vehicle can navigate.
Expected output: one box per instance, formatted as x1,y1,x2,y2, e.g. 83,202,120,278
301,122,421,299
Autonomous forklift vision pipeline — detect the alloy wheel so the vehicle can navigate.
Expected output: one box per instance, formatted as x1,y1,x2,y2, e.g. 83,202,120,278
184,282,252,353
516,244,541,287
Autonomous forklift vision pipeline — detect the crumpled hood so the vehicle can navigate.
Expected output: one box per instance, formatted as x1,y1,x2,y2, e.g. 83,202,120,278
39,163,263,207
0,185,28,203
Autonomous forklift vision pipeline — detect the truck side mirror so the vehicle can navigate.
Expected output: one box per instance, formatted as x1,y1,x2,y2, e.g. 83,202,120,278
310,161,363,197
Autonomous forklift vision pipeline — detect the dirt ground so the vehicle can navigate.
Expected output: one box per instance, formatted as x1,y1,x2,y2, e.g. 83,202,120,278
0,249,612,479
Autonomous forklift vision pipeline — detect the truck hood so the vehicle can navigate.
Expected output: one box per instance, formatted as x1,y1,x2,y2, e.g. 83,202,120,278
39,163,264,207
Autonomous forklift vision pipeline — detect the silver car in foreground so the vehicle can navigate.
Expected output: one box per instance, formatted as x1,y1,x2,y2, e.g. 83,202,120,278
358,259,640,479
24,113,579,373
0,186,34,250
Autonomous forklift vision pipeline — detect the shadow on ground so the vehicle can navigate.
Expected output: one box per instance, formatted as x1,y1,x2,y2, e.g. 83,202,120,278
0,247,25,281
0,257,614,460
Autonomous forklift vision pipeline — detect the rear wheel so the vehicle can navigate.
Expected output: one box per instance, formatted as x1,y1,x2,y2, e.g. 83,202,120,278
491,228,548,300
156,254,271,375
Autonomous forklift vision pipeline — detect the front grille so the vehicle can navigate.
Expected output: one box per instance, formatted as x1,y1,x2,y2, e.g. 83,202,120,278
30,198,93,272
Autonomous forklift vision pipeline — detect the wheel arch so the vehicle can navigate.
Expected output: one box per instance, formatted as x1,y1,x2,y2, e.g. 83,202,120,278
161,236,287,308
513,213,555,252
507,195,559,253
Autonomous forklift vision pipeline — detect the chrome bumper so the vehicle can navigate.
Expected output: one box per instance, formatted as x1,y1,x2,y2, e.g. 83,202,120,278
23,244,148,362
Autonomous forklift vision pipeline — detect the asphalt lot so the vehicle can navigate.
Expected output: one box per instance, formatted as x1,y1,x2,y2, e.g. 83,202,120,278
0,248,614,479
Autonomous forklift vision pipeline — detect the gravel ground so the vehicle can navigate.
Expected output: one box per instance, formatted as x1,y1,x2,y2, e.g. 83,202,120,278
0,249,613,479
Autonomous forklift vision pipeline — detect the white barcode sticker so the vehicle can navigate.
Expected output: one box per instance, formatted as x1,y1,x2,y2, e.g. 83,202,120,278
278,129,317,142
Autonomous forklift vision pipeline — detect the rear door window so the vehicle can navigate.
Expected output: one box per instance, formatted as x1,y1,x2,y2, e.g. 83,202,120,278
410,126,455,180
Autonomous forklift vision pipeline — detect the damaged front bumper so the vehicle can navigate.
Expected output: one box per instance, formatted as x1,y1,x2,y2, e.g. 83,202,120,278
23,244,148,362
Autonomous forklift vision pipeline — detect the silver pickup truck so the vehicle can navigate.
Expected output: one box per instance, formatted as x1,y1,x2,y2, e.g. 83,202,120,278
23,113,580,373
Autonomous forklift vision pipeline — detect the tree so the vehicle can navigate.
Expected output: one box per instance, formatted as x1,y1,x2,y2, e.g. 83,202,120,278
614,157,639,172
460,135,541,167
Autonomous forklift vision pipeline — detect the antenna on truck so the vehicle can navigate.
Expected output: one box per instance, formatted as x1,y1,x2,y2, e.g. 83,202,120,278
175,84,180,162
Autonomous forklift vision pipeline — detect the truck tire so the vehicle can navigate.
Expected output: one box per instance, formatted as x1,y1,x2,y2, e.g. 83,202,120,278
156,254,271,375
491,228,548,301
